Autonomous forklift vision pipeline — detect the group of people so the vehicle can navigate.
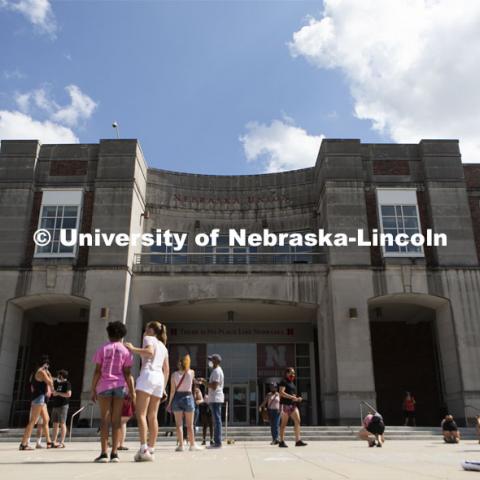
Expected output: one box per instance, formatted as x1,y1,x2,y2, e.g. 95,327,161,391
19,320,308,461
19,321,228,462
19,357,72,450
87,320,224,463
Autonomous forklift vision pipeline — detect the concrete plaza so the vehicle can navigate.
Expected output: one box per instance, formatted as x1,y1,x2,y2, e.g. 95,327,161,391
1,440,480,479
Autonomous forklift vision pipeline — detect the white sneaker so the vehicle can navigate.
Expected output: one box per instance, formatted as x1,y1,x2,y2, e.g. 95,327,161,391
175,445,184,452
189,444,204,451
134,449,153,462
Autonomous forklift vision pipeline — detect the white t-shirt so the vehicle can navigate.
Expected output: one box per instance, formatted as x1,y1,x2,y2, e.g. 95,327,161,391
208,366,224,403
140,335,168,374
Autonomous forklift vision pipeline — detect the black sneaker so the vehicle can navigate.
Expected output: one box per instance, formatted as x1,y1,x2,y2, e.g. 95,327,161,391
94,453,109,463
295,440,307,447
278,441,288,448
110,452,120,463
201,440,206,445
376,442,382,448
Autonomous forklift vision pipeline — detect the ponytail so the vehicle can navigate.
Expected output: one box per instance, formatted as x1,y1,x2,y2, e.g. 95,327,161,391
180,354,191,372
159,323,167,345
146,321,168,344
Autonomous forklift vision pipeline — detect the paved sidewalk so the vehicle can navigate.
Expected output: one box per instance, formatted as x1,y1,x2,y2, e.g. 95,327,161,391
2,440,480,479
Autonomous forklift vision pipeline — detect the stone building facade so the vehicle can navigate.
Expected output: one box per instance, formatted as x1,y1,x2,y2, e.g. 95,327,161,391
0,138,479,427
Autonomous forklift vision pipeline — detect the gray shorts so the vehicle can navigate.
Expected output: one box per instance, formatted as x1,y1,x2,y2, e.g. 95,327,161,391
51,405,69,424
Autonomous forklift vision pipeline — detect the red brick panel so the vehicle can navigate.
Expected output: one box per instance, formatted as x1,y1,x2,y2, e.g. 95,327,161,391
467,195,480,263
76,191,94,267
364,191,383,267
464,165,480,189
416,191,436,267
50,160,88,176
373,160,410,176
23,191,43,266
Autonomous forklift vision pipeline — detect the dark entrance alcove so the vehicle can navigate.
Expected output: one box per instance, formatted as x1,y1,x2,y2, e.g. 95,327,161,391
370,304,444,426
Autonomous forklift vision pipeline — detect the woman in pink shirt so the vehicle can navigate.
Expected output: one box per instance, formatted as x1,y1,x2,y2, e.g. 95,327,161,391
90,321,135,463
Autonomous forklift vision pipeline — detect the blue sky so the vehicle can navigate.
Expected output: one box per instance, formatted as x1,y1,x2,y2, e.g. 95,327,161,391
1,1,479,173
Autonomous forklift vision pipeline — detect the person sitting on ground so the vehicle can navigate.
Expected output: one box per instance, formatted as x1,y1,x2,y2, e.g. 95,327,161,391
441,414,460,443
359,411,385,447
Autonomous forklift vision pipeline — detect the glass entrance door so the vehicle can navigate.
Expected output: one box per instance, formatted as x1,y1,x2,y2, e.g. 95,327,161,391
226,384,249,425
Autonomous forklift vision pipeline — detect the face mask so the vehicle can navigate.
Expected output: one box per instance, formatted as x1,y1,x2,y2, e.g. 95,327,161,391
208,361,214,369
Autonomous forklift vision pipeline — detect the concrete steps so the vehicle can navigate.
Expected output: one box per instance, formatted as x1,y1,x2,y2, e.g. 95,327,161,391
1,426,478,442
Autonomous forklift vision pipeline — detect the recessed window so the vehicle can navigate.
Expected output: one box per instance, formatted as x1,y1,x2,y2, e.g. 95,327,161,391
377,189,423,257
35,190,83,258
205,234,257,265
150,230,188,264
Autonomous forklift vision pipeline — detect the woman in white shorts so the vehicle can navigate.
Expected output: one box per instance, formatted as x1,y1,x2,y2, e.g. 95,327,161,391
125,321,169,462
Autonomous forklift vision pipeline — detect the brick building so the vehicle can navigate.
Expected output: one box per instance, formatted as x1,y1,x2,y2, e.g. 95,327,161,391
0,138,479,427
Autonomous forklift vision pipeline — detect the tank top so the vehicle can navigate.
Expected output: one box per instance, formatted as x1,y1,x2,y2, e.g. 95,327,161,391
31,370,47,399
404,398,415,411
173,369,194,392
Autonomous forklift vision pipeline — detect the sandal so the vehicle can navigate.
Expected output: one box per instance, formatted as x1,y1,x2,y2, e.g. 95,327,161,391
57,443,65,449
19,444,34,451
47,442,57,449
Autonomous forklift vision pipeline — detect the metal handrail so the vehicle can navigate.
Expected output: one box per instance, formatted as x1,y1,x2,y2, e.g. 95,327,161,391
69,402,95,443
359,400,378,426
464,404,480,427
225,401,229,443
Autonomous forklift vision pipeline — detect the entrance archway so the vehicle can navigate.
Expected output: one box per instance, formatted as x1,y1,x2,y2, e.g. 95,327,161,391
141,298,319,426
368,294,462,426
1,295,89,427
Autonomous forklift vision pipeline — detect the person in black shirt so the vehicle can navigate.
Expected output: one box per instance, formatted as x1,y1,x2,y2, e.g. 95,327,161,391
20,355,55,450
51,370,72,448
278,367,307,448
441,414,460,443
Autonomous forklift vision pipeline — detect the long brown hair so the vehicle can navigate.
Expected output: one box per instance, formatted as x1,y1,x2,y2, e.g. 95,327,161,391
146,321,167,344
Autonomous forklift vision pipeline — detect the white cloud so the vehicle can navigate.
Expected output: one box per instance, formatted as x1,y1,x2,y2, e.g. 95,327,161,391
1,84,97,144
1,0,57,37
3,69,26,80
0,110,78,143
240,118,324,172
13,84,97,127
51,85,97,127
289,0,480,162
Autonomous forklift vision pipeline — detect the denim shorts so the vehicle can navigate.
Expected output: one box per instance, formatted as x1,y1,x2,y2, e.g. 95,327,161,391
32,394,46,405
98,387,125,398
172,392,195,413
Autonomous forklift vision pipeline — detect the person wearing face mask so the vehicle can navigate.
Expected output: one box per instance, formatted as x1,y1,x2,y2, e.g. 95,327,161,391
278,367,307,448
200,354,224,448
